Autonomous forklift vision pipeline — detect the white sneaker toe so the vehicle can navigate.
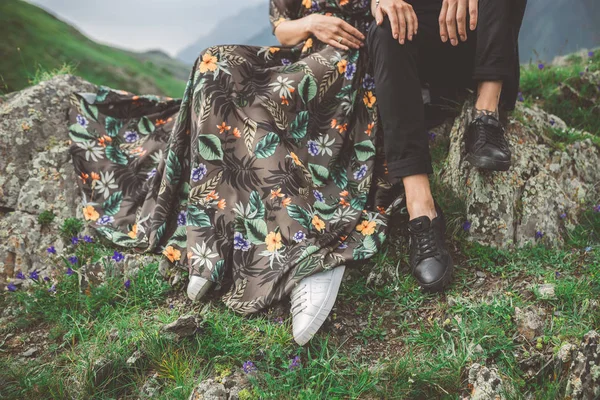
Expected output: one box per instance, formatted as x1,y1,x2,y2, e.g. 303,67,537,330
187,275,212,301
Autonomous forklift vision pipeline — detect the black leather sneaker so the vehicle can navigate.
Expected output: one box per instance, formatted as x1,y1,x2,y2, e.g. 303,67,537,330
408,204,454,292
464,114,511,171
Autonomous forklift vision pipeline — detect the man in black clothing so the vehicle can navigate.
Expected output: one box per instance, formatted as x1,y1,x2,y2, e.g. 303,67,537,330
367,0,527,291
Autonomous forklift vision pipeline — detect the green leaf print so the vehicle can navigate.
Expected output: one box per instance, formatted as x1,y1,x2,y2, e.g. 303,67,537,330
254,132,280,159
211,259,225,283
354,140,376,162
187,205,211,227
69,123,96,143
289,111,309,142
286,205,312,230
363,234,378,252
102,191,123,216
313,201,337,220
308,163,330,187
96,227,138,247
248,191,266,219
105,145,128,165
298,75,317,105
198,134,224,161
165,150,182,186
169,226,188,248
350,193,367,211
244,219,268,245
80,99,99,122
105,117,123,138
138,116,156,135
155,222,167,244
95,86,110,103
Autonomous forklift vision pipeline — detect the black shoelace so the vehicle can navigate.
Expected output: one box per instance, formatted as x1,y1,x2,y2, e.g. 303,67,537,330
474,120,509,151
410,227,439,264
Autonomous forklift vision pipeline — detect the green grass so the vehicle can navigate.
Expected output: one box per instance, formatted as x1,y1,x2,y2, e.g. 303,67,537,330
0,0,187,97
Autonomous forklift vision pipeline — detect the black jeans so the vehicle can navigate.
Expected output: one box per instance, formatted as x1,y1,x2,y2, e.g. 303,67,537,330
367,0,527,179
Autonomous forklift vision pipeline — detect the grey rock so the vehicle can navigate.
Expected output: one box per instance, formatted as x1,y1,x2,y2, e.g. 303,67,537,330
468,363,505,400
139,372,161,399
537,283,556,299
515,307,544,341
21,347,39,357
442,100,600,248
565,330,600,400
127,350,145,368
161,315,200,339
188,379,227,400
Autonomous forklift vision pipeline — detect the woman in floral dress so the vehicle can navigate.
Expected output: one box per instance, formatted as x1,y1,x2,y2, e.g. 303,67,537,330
68,0,402,317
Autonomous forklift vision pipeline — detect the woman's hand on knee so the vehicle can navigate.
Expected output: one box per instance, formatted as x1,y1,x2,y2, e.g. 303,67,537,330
439,0,478,46
372,0,418,45
305,14,365,50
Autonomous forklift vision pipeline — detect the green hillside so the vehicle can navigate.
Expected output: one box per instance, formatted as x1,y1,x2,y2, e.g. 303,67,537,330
0,0,187,97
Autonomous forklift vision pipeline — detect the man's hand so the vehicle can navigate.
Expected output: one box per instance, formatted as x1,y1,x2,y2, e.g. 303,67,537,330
439,0,478,46
373,0,418,45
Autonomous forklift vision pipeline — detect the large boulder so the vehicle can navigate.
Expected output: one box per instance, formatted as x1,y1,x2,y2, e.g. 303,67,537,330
442,101,600,248
0,75,95,285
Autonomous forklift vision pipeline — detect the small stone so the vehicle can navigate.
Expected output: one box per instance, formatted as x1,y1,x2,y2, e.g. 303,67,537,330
515,307,544,341
161,315,201,340
537,283,556,298
139,372,161,399
21,347,39,357
188,378,227,400
468,363,505,400
126,350,144,367
476,271,487,278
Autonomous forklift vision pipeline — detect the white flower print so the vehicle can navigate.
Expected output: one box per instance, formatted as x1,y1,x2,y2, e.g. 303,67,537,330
331,206,359,223
95,171,118,199
315,134,336,156
190,242,219,271
77,140,104,162
269,76,295,98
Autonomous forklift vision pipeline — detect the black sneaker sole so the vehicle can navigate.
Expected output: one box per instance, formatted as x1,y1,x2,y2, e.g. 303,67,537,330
465,153,511,171
418,257,455,293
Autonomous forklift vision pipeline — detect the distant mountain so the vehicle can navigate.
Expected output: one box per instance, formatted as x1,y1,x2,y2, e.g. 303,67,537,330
0,0,188,97
177,3,275,65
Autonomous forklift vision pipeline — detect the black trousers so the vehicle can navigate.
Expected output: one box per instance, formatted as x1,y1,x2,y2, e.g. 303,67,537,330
367,0,527,179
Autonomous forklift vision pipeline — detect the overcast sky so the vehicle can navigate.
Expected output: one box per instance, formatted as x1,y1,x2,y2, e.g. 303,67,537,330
27,0,266,56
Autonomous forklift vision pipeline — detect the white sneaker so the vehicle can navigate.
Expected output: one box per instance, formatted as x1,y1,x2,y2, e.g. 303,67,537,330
187,275,212,301
291,265,346,346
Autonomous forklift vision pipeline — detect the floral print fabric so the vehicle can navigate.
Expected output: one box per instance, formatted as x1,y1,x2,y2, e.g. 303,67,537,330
68,0,404,314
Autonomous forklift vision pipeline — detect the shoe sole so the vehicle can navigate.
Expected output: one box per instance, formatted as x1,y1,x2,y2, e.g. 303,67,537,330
465,154,511,171
293,266,346,346
187,276,212,301
418,258,454,293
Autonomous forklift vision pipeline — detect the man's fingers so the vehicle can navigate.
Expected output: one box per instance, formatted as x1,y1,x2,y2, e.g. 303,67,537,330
412,8,418,35
469,0,478,30
386,7,400,40
456,0,467,41
438,1,449,42
375,6,384,25
404,8,414,41
397,8,407,44
446,1,458,46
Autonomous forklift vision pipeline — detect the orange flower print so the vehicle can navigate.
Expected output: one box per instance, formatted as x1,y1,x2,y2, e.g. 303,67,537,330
377,206,386,215
206,190,219,201
302,0,312,8
90,172,100,181
339,198,350,207
80,172,89,184
363,91,376,108
265,231,283,252
290,152,302,166
337,59,348,74
302,38,313,53
163,246,181,262
199,52,218,73
282,197,292,207
356,220,377,236
337,123,348,133
339,0,349,5
339,190,349,197
281,96,289,106
269,47,280,54
217,122,231,134
97,135,112,147
271,188,284,199
365,122,374,136
331,119,338,129
128,224,138,239
232,127,241,138
312,215,326,232
155,119,167,126
132,95,140,101
217,199,227,210
83,205,99,221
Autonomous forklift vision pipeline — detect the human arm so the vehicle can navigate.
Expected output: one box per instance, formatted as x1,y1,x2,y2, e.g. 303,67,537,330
438,0,479,46
371,0,418,45
274,15,365,50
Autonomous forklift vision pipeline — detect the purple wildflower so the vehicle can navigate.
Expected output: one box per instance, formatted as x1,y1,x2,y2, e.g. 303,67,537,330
535,230,544,239
560,212,567,219
293,231,306,243
353,164,368,180
362,74,375,90
71,236,80,245
112,251,125,262
462,221,472,231
233,232,251,252
191,164,208,182
124,131,140,143
7,283,17,292
48,284,56,293
83,235,93,243
555,271,561,279
549,118,555,126
517,92,524,102
281,58,291,66
594,204,600,213
177,211,187,227
124,279,131,290
242,361,257,374
16,271,25,280
345,63,356,80
538,63,545,70
47,246,56,254
588,51,594,57
307,140,319,156
66,267,74,276
313,190,324,202
29,270,39,281
274,316,284,324
44,276,50,282
169,304,174,309
289,356,301,370
68,256,78,265
428,132,436,141
76,114,88,128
